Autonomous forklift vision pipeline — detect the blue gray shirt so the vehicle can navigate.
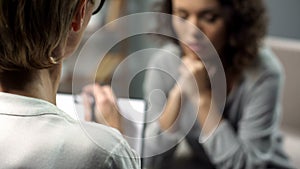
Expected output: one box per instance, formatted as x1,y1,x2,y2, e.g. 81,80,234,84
143,43,293,169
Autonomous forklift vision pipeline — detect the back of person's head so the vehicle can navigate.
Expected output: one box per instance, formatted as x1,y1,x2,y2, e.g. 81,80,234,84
0,0,80,72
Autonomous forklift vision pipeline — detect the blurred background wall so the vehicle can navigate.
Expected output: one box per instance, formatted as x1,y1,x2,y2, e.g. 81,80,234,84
266,0,300,39
263,1,300,167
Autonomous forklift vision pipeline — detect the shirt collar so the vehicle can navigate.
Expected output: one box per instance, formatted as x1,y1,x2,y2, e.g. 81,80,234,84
0,92,70,118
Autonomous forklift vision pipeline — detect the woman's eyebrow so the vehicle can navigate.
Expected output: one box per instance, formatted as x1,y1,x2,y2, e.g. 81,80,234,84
197,8,220,16
173,7,220,15
173,8,188,14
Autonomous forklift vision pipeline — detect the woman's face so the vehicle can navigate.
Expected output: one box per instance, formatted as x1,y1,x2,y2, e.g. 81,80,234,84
172,0,226,60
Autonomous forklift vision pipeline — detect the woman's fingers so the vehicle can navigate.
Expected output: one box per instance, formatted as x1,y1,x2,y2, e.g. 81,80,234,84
180,57,204,75
82,84,94,94
178,56,213,99
102,86,117,104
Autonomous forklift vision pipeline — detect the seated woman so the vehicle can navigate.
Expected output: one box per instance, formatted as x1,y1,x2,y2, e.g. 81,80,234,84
81,0,294,168
0,0,139,168
142,0,294,168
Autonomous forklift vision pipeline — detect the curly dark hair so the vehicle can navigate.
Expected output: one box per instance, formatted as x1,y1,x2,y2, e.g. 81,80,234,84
155,0,268,75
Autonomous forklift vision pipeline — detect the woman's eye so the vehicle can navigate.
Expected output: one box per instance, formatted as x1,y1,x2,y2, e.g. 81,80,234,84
201,14,220,23
175,11,188,20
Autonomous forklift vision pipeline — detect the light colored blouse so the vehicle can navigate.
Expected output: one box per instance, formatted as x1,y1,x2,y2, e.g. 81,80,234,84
143,43,293,169
0,92,140,169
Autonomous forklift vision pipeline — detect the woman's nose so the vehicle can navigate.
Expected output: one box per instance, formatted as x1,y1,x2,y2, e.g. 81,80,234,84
187,17,203,38
187,16,198,27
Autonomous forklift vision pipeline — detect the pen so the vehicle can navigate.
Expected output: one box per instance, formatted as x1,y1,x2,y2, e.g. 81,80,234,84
74,94,97,122
90,95,96,122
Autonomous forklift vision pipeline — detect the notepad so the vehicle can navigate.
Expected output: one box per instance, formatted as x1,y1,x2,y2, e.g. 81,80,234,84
56,93,146,156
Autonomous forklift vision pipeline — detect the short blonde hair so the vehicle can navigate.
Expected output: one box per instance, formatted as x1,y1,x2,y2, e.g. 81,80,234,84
0,0,80,72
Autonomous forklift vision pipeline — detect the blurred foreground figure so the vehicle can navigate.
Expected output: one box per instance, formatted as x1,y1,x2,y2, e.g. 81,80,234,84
0,0,140,168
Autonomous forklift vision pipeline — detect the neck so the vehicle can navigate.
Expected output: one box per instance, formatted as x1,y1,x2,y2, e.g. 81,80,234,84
0,64,62,105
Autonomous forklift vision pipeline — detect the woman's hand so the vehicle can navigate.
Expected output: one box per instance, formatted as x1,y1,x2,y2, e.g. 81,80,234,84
178,56,221,134
81,84,123,133
178,56,212,102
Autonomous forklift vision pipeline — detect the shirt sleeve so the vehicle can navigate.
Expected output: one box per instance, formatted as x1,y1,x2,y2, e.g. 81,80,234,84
202,72,284,169
143,53,183,162
104,139,141,169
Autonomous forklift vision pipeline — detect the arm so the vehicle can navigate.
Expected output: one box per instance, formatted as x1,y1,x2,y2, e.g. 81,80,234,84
143,56,216,157
143,57,184,163
82,84,123,133
104,140,141,169
158,85,182,131
158,56,215,132
178,57,222,135
180,56,287,168
202,73,284,169
143,56,183,133
81,85,141,168
143,53,183,134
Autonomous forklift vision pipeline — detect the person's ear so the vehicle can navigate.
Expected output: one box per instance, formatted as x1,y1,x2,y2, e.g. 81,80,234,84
71,0,87,32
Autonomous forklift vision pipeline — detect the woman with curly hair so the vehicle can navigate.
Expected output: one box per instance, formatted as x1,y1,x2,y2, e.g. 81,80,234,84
142,0,294,168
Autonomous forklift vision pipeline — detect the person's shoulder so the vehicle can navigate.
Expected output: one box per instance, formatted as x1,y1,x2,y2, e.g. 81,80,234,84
243,46,283,82
54,116,132,153
79,122,140,168
48,118,140,168
73,121,131,152
258,46,283,75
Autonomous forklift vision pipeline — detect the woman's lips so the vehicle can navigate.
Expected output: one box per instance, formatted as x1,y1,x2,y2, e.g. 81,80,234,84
187,43,205,52
186,42,214,61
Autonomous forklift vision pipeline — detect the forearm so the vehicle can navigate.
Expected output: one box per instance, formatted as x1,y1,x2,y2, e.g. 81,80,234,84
195,91,223,135
200,74,285,168
159,85,182,131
